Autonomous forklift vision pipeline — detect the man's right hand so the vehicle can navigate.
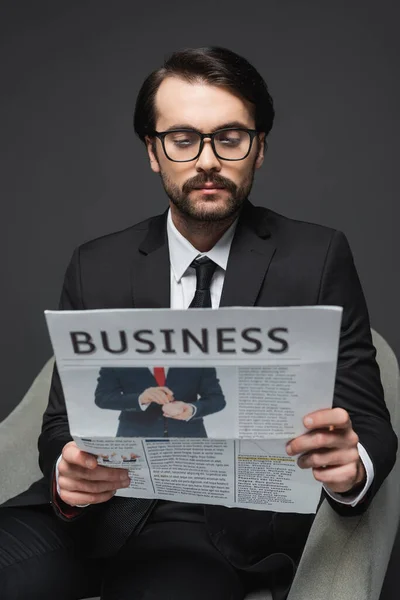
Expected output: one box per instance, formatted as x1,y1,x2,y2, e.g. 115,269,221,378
139,386,174,406
57,441,131,507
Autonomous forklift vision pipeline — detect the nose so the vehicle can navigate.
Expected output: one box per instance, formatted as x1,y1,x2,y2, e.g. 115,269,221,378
195,138,221,172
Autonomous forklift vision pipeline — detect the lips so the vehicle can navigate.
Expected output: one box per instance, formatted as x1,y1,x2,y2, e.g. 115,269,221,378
193,184,225,189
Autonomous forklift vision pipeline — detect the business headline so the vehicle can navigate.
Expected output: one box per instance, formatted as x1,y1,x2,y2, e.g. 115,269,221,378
69,326,289,356
45,307,343,364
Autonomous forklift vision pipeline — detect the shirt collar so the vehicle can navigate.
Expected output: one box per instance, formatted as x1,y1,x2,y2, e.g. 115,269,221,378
167,209,238,283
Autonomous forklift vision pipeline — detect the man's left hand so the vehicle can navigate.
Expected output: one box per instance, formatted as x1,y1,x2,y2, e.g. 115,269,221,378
162,401,194,420
286,407,366,494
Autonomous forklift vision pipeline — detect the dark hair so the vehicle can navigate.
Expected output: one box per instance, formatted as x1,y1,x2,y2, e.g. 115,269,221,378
133,46,275,145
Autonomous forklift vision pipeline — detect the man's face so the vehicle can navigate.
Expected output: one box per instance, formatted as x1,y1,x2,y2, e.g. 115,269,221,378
145,77,265,222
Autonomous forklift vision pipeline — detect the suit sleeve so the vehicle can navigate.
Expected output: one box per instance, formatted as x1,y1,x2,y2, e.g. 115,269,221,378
190,368,226,420
94,368,143,411
317,230,397,515
38,248,93,520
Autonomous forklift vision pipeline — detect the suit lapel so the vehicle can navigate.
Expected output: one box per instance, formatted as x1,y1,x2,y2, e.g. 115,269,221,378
130,201,276,309
220,201,276,307
131,211,171,308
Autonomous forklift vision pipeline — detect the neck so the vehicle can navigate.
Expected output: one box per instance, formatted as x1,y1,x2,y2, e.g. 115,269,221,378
170,205,237,252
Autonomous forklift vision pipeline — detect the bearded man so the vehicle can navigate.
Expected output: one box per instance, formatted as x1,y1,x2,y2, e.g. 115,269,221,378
0,46,396,600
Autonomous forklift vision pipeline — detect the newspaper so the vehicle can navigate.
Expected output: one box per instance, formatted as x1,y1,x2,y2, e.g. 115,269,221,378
45,306,342,514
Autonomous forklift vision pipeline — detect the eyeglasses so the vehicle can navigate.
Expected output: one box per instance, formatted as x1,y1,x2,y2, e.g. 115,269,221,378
152,128,259,162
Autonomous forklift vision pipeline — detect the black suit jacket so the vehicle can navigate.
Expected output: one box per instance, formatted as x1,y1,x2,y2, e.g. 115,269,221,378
3,200,397,575
94,366,225,437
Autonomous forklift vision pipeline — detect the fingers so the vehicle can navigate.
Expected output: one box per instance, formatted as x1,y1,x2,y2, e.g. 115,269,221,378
163,403,192,420
59,460,130,483
153,390,173,404
141,387,174,405
164,413,186,420
162,404,177,416
59,441,133,506
311,461,362,493
158,387,174,397
287,427,359,456
162,402,184,417
303,407,351,431
297,447,360,469
147,389,173,405
62,441,98,469
58,461,131,507
286,409,364,494
58,489,117,506
58,472,130,494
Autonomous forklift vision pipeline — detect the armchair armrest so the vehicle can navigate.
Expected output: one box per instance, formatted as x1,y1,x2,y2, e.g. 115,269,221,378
287,328,400,600
287,464,400,600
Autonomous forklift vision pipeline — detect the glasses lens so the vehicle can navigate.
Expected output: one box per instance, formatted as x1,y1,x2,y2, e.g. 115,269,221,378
164,131,201,161
163,129,252,161
214,130,251,159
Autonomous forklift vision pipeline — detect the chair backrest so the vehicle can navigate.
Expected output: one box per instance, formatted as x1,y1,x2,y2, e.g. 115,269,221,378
371,329,400,434
0,358,54,503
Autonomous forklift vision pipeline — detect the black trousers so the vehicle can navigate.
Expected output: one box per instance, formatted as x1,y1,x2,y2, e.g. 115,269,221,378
0,505,255,600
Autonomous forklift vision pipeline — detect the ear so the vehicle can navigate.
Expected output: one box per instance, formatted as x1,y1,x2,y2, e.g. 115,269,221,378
145,136,161,173
254,132,266,169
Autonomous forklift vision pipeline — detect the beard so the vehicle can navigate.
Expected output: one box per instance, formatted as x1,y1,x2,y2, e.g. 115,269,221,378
158,163,257,223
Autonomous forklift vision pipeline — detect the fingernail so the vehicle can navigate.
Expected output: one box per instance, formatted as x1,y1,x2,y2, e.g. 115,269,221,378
286,443,292,455
86,459,96,468
304,417,313,427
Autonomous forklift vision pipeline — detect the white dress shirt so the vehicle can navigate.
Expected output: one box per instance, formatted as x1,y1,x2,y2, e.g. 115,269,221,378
167,209,237,309
57,209,374,508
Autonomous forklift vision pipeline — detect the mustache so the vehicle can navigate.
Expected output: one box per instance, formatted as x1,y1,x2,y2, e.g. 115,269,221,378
182,174,236,193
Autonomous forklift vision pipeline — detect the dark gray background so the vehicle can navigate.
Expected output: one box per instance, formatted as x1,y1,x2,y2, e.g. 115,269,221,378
1,0,399,423
1,2,400,596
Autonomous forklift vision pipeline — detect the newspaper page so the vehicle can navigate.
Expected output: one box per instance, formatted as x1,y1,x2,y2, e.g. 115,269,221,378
45,306,342,514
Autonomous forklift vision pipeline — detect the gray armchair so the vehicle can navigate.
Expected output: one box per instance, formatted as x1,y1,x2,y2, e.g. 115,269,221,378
0,329,399,600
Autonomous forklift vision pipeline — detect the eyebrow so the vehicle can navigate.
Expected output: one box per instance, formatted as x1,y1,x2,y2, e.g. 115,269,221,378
162,121,253,133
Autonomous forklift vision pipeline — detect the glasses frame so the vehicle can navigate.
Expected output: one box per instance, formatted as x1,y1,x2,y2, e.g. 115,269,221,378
151,127,259,162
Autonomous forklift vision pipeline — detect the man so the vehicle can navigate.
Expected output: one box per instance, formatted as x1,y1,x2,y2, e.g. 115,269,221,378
94,366,226,437
0,46,397,600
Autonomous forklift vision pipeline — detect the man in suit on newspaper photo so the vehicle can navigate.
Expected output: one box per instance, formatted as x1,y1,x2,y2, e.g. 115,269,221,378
94,365,226,437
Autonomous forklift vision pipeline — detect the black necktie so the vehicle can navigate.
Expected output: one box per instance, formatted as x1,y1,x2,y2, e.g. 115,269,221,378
189,257,217,308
